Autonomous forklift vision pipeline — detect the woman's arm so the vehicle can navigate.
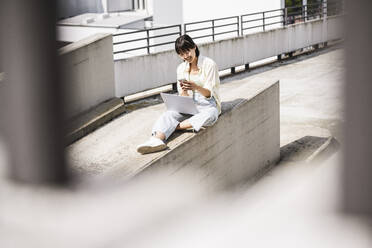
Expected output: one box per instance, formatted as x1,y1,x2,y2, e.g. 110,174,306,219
181,81,211,98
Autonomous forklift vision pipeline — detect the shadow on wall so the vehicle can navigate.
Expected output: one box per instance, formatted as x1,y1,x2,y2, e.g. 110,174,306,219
221,99,246,114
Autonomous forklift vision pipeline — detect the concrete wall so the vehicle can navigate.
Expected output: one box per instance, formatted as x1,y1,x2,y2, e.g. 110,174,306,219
60,33,115,119
139,80,280,189
114,16,344,97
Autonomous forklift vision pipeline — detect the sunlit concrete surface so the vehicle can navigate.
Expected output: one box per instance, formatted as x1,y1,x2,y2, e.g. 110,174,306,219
2,46,369,248
222,45,345,147
66,45,344,180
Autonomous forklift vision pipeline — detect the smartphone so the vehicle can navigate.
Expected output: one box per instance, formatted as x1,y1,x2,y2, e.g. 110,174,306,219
178,79,187,87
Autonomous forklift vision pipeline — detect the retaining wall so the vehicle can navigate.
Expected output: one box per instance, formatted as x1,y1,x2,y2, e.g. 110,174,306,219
59,33,115,119
137,80,280,189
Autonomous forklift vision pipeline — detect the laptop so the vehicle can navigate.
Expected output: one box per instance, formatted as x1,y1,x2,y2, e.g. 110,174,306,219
160,93,199,115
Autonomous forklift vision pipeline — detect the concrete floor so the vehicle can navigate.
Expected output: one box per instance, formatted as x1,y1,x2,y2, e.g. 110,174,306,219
2,46,371,248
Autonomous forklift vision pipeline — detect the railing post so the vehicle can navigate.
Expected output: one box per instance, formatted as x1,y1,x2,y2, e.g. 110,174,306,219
212,20,215,41
283,8,287,26
146,29,150,54
262,12,265,31
183,23,187,35
303,1,308,21
240,16,244,35
236,16,240,36
172,82,178,92
323,0,328,18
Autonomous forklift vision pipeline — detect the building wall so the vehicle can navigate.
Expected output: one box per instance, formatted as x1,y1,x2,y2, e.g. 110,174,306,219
151,0,281,25
182,0,282,23
152,0,183,25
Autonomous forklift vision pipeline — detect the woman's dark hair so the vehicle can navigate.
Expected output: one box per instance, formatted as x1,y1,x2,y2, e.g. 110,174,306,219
175,34,200,57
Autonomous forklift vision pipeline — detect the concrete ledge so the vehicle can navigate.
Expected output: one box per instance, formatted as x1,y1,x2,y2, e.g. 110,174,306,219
67,98,126,145
136,80,280,189
68,79,280,190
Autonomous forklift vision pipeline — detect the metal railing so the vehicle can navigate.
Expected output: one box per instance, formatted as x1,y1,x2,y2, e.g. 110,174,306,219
113,25,182,55
184,16,239,42
241,8,284,35
113,1,344,57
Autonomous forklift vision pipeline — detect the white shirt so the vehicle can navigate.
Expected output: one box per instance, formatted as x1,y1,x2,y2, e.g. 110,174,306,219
176,55,221,114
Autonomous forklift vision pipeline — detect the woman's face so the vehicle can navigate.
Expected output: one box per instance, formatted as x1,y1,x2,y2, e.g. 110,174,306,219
178,47,196,64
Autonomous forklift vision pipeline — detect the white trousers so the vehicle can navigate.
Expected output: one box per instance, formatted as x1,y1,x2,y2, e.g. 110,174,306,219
152,93,219,140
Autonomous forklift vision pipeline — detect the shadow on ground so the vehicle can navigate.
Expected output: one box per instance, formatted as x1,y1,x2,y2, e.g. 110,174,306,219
280,135,341,163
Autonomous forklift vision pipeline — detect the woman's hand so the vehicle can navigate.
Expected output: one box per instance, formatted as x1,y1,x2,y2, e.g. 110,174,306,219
181,80,211,98
181,80,198,91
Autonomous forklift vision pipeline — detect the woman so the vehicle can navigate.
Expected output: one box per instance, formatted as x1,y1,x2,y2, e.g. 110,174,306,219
137,34,221,154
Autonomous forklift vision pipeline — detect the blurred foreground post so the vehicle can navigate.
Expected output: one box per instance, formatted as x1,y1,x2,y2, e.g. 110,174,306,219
344,0,372,214
0,0,68,185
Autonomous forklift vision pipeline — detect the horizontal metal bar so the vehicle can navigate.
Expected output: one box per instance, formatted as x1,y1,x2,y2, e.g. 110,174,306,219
241,10,270,17
148,24,181,31
186,26,212,33
264,14,285,20
113,37,147,45
190,34,214,40
114,40,176,54
114,32,180,46
264,21,285,26
185,20,212,26
113,25,181,37
185,15,238,26
213,16,239,21
113,29,146,36
244,17,297,29
114,46,148,54
286,3,321,10
214,30,238,36
148,41,174,48
148,32,180,40
263,8,285,14
214,22,238,29
242,17,265,23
